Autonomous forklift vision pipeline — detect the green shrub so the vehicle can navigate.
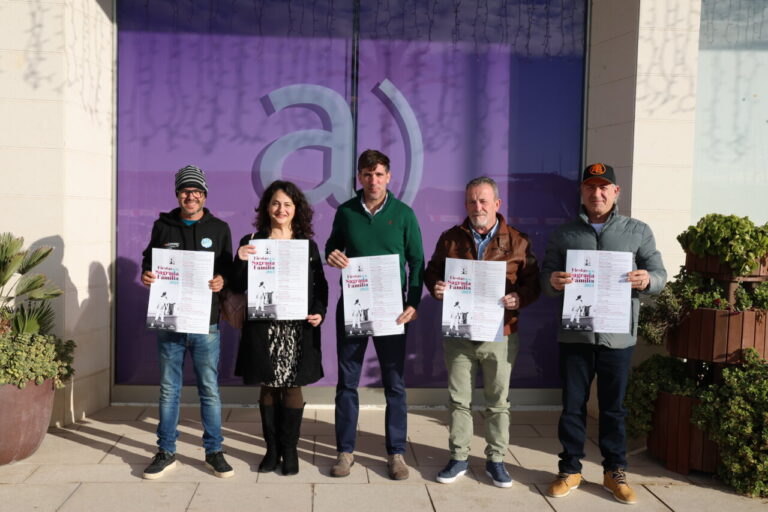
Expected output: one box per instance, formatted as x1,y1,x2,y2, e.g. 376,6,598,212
0,332,75,389
677,214,768,276
625,354,697,438
639,268,727,345
693,349,768,498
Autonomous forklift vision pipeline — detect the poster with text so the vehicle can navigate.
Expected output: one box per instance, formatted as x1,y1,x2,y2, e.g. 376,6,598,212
442,258,506,342
146,248,213,334
562,250,632,333
342,254,404,337
247,239,308,320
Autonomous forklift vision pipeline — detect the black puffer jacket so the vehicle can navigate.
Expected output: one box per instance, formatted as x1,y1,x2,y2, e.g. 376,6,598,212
141,207,233,325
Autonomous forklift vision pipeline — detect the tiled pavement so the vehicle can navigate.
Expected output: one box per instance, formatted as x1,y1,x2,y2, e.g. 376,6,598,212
0,407,766,511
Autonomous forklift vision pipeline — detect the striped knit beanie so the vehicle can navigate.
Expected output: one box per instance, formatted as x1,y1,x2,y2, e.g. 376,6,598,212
175,165,208,195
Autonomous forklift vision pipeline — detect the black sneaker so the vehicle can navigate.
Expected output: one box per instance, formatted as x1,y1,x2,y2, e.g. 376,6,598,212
205,451,234,478
143,451,176,480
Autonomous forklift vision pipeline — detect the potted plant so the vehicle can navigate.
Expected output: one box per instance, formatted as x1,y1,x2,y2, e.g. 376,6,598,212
630,213,768,494
0,232,75,465
677,213,768,278
693,349,768,498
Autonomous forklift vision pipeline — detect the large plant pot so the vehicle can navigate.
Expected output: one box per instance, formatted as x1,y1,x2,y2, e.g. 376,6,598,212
647,392,718,475
669,308,768,363
0,379,55,465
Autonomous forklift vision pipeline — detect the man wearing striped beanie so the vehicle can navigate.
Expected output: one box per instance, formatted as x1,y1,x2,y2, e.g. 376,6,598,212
140,164,234,480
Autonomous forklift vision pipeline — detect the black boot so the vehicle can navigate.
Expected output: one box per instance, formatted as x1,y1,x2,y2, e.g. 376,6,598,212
258,402,280,472
280,404,305,476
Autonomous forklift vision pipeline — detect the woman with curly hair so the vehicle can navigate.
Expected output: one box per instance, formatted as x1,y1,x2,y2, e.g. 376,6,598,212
231,180,328,475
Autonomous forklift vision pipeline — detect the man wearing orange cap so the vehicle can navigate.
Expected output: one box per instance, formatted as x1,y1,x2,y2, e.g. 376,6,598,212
541,163,666,505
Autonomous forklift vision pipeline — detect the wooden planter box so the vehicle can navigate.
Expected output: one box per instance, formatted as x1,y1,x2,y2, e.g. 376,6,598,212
685,252,768,280
647,392,719,474
668,308,768,363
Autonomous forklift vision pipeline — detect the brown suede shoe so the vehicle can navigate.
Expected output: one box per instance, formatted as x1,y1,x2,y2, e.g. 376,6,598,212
330,452,354,478
387,453,409,480
603,469,638,505
546,472,583,498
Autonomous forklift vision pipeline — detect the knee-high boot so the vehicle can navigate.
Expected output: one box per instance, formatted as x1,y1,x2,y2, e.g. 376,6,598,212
258,402,280,472
280,403,305,475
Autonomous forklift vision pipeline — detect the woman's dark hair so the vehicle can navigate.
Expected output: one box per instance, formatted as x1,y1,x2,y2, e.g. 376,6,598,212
254,180,314,239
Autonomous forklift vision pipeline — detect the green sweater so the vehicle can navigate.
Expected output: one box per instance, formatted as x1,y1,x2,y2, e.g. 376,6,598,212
325,190,425,308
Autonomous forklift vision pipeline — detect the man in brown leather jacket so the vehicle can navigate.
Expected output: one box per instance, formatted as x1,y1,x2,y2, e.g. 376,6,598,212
425,176,540,487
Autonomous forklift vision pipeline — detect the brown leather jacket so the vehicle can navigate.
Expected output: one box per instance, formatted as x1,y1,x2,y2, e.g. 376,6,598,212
425,214,541,335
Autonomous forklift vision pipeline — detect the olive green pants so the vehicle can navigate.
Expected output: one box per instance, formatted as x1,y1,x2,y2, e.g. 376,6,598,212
443,333,519,462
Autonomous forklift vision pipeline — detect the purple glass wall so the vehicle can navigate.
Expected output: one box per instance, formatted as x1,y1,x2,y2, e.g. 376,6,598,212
116,0,586,388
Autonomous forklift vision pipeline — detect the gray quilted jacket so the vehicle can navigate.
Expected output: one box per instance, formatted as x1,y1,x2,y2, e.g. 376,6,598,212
541,206,667,348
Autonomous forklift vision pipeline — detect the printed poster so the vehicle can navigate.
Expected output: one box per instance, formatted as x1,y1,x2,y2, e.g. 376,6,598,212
342,254,404,337
146,248,213,334
562,249,632,333
442,258,506,342
247,239,309,320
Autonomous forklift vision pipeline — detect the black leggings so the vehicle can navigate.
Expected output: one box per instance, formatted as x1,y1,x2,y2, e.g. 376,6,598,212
260,385,303,409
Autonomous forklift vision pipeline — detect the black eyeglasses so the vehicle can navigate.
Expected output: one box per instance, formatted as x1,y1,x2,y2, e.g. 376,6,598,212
179,189,204,198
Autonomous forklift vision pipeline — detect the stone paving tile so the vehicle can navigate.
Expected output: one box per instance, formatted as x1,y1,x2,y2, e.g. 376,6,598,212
539,480,671,511
26,463,143,483
87,406,146,422
20,431,116,465
533,421,599,437
139,407,235,423
508,410,561,425
226,407,261,422
509,424,542,437
428,482,553,512
314,483,433,512
73,419,157,437
59,482,196,512
188,482,313,512
0,463,38,483
0,483,79,512
645,483,768,511
508,436,601,467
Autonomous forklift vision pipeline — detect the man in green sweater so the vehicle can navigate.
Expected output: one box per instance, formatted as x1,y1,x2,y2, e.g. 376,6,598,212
325,149,425,480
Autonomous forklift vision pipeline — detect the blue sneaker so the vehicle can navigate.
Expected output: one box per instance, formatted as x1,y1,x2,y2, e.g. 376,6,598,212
485,461,513,488
436,459,469,484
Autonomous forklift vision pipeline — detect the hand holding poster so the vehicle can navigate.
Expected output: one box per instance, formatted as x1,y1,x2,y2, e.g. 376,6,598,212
342,254,404,337
562,249,632,333
442,258,506,342
247,239,308,320
146,248,213,334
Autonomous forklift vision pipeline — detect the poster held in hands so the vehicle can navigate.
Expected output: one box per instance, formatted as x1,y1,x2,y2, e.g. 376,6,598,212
342,254,404,337
562,249,632,333
247,239,308,320
442,258,506,342
146,248,213,335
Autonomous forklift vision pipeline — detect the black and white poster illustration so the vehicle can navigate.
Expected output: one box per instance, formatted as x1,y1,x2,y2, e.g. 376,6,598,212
342,254,404,337
247,239,308,320
442,258,506,342
562,249,632,333
146,248,213,334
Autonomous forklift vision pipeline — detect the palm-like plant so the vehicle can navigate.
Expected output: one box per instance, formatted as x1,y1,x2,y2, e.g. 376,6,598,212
0,233,62,334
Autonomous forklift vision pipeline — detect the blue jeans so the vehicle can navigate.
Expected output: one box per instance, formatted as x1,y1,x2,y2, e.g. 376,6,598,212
557,343,634,474
334,299,407,455
156,325,223,454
